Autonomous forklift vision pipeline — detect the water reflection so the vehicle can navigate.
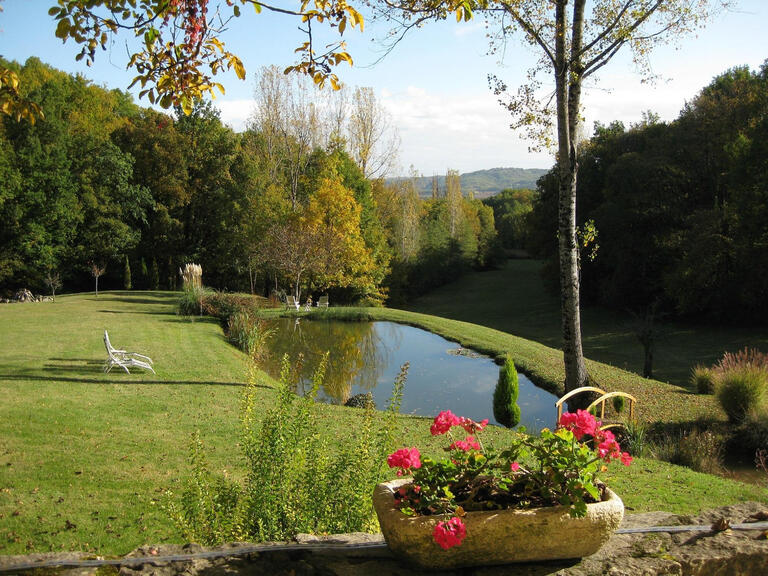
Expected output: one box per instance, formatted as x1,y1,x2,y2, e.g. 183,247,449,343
260,319,557,431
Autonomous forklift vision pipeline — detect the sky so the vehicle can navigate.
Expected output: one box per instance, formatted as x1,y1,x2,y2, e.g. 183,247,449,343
1,1,767,176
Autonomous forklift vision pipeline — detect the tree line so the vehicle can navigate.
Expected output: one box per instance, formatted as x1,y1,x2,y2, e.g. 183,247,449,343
0,57,499,303
525,62,768,325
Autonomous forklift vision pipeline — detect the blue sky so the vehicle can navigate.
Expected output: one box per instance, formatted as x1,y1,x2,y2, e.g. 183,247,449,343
2,1,767,175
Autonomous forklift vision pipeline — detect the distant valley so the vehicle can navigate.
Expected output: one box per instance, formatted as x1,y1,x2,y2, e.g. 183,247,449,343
386,167,548,198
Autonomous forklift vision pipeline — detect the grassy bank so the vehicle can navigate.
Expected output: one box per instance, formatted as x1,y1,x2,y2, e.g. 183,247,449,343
404,259,768,389
0,292,765,556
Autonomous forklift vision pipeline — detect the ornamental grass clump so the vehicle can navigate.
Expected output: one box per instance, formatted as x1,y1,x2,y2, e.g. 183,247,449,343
386,409,632,550
178,263,205,316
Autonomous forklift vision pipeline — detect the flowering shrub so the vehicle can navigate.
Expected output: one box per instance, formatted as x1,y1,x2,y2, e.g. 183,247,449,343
387,409,632,550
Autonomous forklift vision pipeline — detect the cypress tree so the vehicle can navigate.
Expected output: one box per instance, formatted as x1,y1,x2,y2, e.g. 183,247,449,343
124,256,132,290
140,257,148,289
493,357,521,428
150,258,160,290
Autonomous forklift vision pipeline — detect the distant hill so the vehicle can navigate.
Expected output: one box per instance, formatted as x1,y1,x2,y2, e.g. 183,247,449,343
387,167,548,198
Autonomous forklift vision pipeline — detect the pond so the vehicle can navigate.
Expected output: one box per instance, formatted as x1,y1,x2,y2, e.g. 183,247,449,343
259,318,558,431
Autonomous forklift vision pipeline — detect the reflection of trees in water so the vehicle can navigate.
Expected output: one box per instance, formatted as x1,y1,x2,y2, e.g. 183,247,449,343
263,319,391,403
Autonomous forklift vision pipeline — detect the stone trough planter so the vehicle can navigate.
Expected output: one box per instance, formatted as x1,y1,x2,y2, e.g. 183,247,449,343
372,477,625,570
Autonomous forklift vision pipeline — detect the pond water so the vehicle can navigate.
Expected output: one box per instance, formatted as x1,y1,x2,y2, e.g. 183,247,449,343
259,319,557,431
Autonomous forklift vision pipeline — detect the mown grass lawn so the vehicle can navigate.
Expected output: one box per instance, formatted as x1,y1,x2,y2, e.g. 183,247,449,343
1,292,766,556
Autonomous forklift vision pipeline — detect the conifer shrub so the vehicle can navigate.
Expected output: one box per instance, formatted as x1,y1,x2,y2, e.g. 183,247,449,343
140,257,148,289
123,256,132,290
150,258,160,290
612,395,625,414
493,357,520,428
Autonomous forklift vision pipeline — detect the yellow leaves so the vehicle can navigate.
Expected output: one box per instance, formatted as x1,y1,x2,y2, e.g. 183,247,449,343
0,67,44,124
0,68,20,91
333,52,353,66
345,6,364,32
231,56,246,80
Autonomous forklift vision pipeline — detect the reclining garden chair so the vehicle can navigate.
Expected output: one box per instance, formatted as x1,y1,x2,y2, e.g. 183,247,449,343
285,295,300,310
103,330,155,374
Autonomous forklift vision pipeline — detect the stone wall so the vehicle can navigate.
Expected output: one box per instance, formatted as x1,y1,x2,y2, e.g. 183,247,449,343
2,502,767,575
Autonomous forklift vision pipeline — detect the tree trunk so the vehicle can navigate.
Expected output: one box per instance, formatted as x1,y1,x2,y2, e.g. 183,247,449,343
643,342,654,379
555,0,588,395
95,275,99,298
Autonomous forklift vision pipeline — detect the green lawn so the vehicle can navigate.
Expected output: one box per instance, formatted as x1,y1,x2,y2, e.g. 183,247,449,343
405,259,768,389
0,292,251,555
1,291,766,556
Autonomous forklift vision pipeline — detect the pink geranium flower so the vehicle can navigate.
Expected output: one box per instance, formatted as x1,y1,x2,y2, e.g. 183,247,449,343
387,447,422,476
596,430,622,462
510,461,520,472
431,410,461,435
558,409,599,440
449,435,481,452
458,417,489,434
433,516,466,550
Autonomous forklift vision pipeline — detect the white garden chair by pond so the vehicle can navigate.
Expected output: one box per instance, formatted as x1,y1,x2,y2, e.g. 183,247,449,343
103,330,155,374
285,295,300,311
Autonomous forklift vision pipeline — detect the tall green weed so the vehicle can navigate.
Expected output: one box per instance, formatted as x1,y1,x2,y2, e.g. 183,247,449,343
165,357,406,545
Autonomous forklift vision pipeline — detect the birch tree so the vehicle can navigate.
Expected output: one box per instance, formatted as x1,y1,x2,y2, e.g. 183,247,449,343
376,0,727,394
251,66,321,210
444,168,462,239
347,86,400,178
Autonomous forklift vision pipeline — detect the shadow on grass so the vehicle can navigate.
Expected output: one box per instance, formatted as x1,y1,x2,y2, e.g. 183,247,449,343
48,358,103,363
162,316,220,324
0,373,260,388
96,295,174,305
98,309,176,316
43,363,104,373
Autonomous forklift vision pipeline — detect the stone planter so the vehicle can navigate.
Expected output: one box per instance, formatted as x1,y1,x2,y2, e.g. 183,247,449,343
372,477,625,570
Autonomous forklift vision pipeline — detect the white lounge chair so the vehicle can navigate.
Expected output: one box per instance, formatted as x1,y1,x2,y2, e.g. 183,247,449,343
103,330,155,374
285,295,300,311
317,295,329,308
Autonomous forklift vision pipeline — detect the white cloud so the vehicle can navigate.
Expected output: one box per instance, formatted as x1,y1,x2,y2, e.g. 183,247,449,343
453,21,486,38
381,86,554,175
215,99,256,132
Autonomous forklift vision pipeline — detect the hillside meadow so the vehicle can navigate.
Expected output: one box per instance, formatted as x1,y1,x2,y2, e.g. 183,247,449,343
0,292,766,556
